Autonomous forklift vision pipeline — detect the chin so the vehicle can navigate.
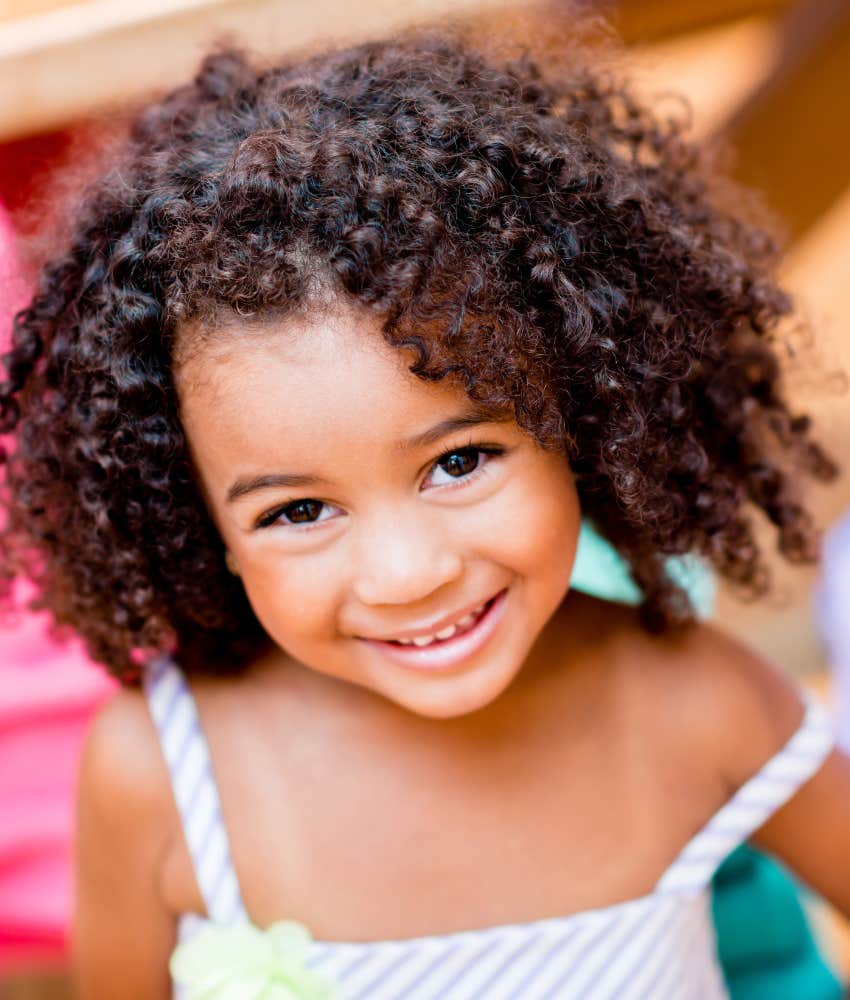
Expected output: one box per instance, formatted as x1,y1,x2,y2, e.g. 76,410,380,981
382,668,520,720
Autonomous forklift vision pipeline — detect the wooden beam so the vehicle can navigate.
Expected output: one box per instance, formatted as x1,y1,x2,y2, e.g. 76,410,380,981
0,0,79,21
610,0,791,44
626,16,780,139
719,0,850,240
0,0,537,141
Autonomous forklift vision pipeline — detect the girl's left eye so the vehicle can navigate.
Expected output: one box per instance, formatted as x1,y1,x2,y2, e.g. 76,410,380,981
256,498,340,530
424,446,503,489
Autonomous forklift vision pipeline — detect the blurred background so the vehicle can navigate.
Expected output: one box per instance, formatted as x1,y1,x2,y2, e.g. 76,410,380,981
1,0,848,996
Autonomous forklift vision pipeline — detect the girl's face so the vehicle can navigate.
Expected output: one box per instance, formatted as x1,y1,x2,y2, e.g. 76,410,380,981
176,307,580,719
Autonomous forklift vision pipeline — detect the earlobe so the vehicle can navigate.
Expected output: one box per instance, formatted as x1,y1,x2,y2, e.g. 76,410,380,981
225,551,240,577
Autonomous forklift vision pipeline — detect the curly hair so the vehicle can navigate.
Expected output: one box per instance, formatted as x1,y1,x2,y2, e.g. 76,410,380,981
0,28,837,681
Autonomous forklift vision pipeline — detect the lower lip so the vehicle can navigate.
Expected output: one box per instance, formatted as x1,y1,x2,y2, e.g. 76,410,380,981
361,589,509,672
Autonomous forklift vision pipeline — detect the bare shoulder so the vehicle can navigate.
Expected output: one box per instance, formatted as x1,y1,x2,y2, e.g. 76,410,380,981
566,599,850,919
638,618,807,793
558,594,808,792
663,625,850,921
79,684,173,822
75,685,177,999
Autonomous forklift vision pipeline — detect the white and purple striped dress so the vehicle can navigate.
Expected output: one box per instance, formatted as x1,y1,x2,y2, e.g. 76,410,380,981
144,654,835,1000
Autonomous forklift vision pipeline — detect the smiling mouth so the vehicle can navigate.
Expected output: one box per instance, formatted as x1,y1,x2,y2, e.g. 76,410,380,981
359,589,509,673
384,597,495,648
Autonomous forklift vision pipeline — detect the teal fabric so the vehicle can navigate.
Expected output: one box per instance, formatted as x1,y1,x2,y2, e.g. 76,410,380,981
713,846,842,1000
569,520,844,998
570,520,717,617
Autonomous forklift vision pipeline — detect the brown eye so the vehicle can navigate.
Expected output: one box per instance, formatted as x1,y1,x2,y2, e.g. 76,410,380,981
424,445,505,491
257,497,342,530
439,449,480,478
283,499,324,523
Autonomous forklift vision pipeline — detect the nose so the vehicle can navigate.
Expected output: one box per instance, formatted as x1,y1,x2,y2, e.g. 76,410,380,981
351,507,464,607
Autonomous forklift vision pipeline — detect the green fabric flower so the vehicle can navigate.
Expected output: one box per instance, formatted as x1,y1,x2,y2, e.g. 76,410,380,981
170,920,339,1000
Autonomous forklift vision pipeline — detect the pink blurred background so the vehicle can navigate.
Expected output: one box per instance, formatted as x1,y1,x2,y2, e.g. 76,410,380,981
0,184,116,972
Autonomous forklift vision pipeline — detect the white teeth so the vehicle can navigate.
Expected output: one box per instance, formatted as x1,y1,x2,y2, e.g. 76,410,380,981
389,600,489,646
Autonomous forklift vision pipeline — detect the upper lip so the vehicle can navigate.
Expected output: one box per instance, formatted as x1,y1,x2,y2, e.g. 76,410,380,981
359,591,500,643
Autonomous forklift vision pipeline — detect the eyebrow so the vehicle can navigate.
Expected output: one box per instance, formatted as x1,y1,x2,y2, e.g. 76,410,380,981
397,406,507,453
227,471,329,502
226,406,507,504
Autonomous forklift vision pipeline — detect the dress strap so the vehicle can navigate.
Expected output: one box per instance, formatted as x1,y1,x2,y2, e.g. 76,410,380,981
655,689,835,895
143,654,247,925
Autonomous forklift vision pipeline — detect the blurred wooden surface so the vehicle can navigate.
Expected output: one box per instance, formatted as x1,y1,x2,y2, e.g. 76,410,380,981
721,0,850,242
1,971,71,999
0,0,536,140
0,0,80,19
612,0,792,41
626,15,781,137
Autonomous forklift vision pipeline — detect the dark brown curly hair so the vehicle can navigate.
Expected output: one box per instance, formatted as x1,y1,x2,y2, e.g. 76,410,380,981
0,28,837,681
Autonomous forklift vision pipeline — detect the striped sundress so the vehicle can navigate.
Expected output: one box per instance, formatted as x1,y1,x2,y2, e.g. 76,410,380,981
143,654,835,999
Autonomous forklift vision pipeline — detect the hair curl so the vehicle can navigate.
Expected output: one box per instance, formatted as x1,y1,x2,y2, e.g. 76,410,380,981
0,29,837,681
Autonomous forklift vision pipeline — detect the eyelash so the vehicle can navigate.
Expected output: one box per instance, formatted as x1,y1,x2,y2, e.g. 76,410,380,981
255,443,505,531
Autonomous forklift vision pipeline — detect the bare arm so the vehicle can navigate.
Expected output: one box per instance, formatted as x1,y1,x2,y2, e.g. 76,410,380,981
73,687,177,1000
684,624,850,921
752,746,850,918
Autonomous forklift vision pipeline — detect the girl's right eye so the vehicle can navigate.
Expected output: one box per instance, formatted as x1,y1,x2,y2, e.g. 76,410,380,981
256,499,338,530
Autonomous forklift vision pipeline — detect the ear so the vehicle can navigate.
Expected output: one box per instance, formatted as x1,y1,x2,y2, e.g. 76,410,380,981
224,550,240,576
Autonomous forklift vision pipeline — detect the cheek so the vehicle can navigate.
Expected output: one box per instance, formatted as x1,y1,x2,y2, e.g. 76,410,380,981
489,461,580,576
237,551,340,641
538,480,581,564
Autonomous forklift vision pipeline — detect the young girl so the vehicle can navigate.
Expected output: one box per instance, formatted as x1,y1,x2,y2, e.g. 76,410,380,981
2,28,849,1000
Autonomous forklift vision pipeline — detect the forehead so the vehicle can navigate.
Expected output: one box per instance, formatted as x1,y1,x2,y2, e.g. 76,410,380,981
175,308,486,463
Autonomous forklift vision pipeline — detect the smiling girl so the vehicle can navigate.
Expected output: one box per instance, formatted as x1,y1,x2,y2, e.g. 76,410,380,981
2,28,849,1000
